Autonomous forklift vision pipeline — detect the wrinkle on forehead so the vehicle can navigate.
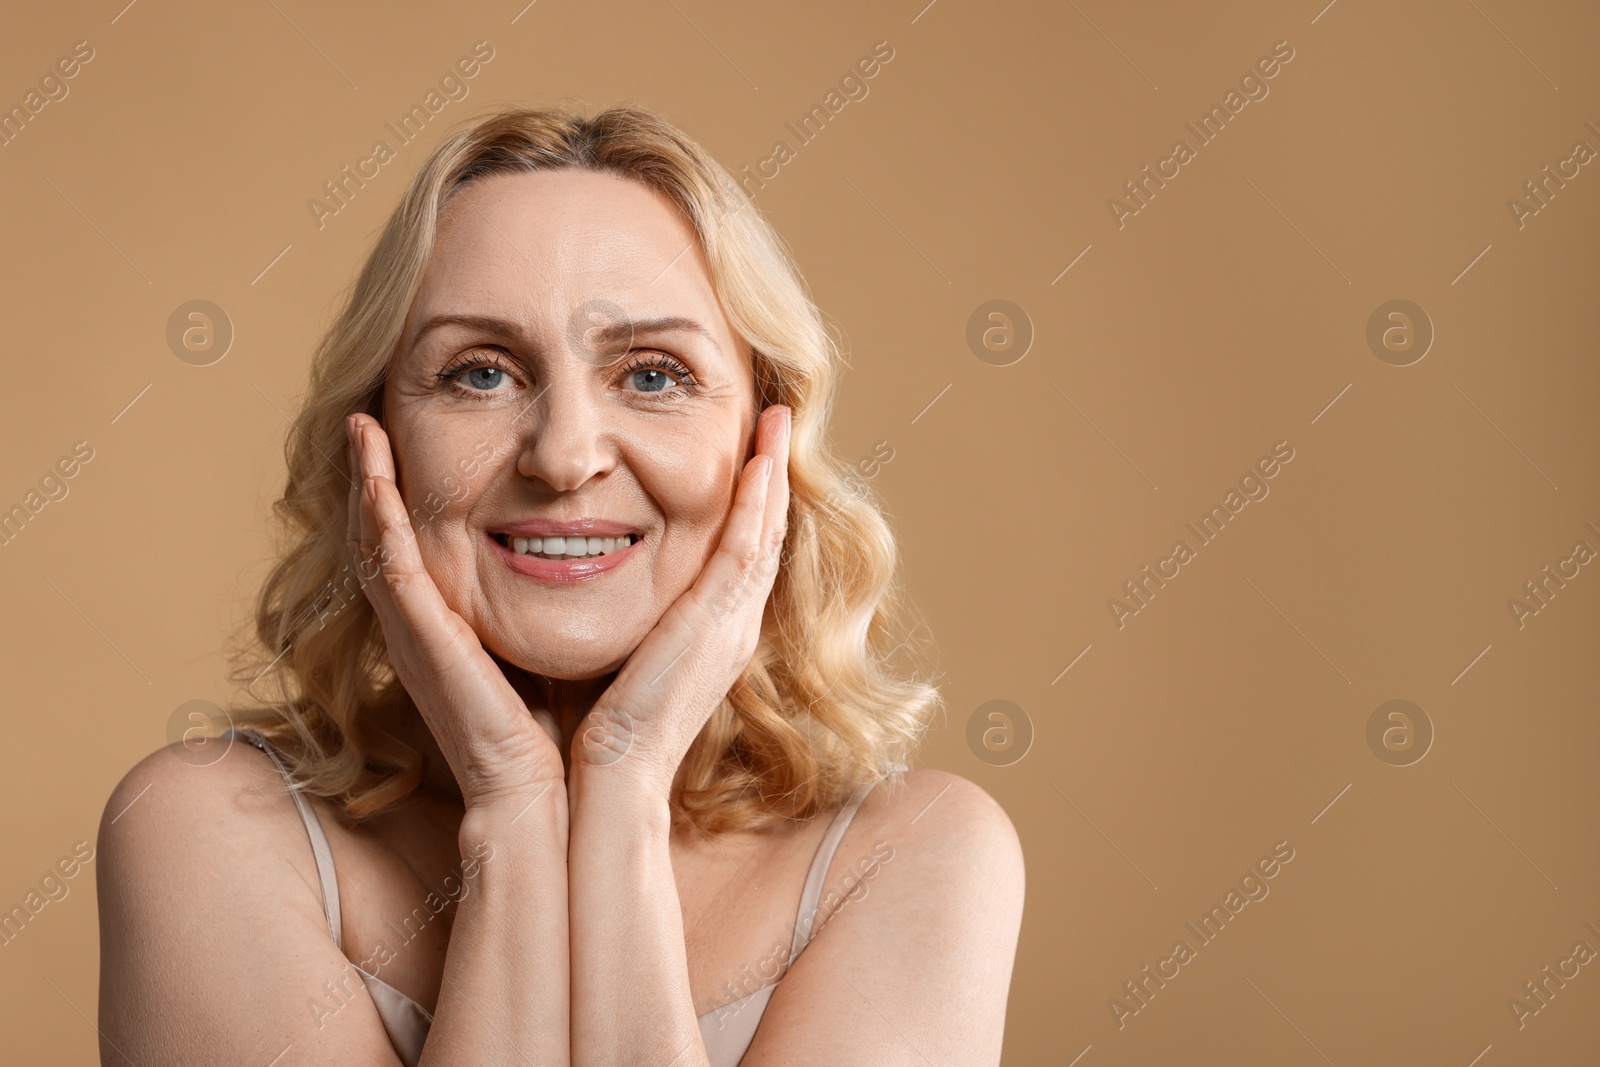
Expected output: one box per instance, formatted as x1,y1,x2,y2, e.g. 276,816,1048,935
435,169,700,284
414,168,736,361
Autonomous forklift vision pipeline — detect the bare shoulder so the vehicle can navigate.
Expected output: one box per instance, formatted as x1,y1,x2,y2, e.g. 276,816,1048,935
102,734,305,823
855,767,1025,895
96,738,404,1064
98,736,320,886
742,767,1025,1066
97,736,329,914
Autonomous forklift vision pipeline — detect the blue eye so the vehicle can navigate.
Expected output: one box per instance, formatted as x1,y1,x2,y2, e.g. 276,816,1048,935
434,350,519,397
620,353,697,398
630,367,678,393
434,348,698,402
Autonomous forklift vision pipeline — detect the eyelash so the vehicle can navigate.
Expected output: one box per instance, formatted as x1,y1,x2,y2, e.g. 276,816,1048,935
433,348,701,402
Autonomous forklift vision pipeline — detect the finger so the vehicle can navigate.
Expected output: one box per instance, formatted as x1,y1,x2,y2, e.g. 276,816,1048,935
352,415,411,560
354,430,482,671
353,412,398,484
347,417,406,615
362,471,453,640
710,464,779,636
731,405,789,595
344,415,363,571
352,420,387,583
698,408,795,609
355,414,416,560
758,406,792,565
716,449,773,576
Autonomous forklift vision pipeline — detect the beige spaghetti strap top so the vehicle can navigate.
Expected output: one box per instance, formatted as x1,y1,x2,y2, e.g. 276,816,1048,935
227,727,897,1066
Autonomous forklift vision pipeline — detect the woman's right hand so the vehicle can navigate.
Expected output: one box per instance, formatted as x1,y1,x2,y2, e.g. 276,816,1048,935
346,412,565,809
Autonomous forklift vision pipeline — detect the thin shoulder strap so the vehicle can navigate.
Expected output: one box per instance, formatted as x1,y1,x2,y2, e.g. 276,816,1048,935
226,728,344,950
786,765,906,959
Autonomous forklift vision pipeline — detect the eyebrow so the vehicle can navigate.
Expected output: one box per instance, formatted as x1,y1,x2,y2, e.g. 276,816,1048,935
410,312,723,356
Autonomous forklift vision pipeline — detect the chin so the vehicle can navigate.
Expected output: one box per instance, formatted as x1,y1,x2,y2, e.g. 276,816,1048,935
486,636,629,681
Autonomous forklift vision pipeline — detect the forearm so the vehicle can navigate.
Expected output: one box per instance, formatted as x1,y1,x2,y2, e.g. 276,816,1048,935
419,786,571,1066
567,764,708,1067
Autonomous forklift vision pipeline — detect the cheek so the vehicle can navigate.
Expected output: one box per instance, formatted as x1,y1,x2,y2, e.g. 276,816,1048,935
407,479,473,545
390,429,487,588
408,485,484,620
633,425,745,591
643,426,745,561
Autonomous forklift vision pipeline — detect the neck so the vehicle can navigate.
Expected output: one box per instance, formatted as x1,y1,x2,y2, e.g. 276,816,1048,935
386,659,620,803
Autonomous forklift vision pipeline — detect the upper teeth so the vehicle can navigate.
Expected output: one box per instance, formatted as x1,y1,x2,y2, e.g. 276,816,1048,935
505,534,634,559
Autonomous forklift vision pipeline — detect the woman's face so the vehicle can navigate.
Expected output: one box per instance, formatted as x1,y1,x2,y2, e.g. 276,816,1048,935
382,167,757,681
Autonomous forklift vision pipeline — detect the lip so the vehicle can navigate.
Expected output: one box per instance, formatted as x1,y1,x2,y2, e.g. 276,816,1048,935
486,529,642,584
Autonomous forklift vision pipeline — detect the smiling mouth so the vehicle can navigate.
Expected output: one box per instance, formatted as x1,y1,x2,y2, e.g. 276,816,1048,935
492,532,640,561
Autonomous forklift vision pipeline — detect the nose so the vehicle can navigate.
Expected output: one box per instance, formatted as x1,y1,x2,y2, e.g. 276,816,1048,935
512,369,616,492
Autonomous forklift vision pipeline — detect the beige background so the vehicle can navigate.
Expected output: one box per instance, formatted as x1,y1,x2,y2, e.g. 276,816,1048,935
2,0,1597,1063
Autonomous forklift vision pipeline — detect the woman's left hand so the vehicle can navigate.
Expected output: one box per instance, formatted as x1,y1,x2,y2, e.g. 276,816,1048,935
572,403,792,794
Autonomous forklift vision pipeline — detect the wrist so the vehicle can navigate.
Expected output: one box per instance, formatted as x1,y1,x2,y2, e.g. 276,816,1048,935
569,719,681,802
450,739,570,813
460,778,568,847
567,758,674,833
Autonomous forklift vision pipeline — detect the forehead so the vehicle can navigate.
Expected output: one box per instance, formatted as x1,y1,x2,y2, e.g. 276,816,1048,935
409,168,728,346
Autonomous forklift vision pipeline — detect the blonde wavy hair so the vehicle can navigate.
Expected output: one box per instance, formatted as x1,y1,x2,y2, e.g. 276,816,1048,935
227,104,941,833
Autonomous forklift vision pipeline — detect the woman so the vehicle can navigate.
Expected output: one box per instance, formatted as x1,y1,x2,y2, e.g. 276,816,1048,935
96,105,1024,1066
